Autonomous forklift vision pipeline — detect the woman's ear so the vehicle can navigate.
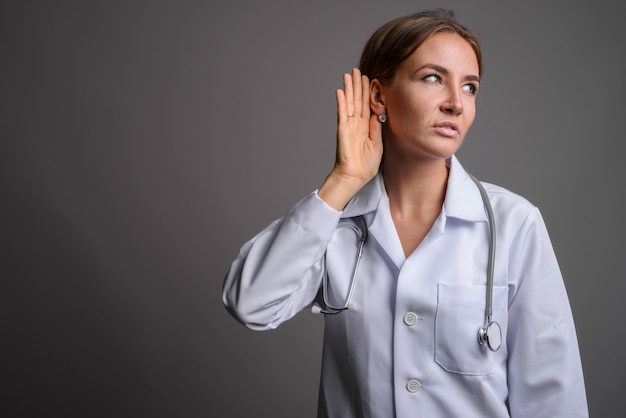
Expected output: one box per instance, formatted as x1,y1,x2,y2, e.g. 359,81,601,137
370,79,386,116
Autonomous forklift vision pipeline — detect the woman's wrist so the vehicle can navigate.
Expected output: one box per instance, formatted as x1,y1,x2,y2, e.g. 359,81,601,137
318,170,367,211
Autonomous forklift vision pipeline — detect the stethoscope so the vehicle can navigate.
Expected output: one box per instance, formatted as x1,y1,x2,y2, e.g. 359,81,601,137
314,174,502,352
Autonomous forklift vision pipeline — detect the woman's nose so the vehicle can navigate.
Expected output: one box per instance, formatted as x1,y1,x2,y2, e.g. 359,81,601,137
441,89,463,115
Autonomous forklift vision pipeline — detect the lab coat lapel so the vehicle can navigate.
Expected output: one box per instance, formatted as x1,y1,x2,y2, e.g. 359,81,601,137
342,173,406,270
367,194,407,270
338,156,487,270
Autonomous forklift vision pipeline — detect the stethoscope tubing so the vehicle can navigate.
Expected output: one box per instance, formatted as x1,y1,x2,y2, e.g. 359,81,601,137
468,174,496,323
316,174,501,351
469,174,501,352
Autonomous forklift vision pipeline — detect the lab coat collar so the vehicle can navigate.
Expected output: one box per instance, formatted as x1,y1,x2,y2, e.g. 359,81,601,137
340,172,385,218
443,155,488,223
340,155,487,223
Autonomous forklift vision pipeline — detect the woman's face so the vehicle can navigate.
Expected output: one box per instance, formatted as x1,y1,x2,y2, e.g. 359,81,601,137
374,32,480,163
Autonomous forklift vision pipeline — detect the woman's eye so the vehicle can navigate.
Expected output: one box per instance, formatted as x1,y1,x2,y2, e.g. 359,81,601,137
463,83,478,94
423,74,441,83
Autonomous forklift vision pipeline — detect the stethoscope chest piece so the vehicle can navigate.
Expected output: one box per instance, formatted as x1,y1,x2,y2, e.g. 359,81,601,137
478,320,502,352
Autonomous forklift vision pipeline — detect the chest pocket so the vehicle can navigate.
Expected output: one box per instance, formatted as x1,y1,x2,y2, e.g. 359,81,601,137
435,282,508,375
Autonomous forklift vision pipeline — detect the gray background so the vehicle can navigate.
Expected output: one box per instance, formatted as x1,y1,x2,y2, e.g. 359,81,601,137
4,0,625,417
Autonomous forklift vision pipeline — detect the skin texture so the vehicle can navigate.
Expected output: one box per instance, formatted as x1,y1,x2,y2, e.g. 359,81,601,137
319,32,480,256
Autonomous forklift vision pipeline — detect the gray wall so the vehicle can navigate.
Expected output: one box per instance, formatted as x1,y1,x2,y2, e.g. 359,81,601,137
4,1,624,416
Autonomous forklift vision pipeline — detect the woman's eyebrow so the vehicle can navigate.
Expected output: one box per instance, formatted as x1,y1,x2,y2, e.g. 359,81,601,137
416,63,480,82
416,63,448,74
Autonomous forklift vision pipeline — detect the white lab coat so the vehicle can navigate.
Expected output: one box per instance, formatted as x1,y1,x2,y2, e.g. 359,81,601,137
223,156,588,418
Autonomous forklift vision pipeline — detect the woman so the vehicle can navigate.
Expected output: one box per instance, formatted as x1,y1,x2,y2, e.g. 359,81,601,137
223,9,588,417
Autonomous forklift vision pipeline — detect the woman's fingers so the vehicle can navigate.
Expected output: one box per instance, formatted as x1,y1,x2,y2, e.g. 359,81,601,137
339,69,371,121
344,72,354,119
361,74,370,119
336,88,346,122
352,68,362,118
341,68,369,120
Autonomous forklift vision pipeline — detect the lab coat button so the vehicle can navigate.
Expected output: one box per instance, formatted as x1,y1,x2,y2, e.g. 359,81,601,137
403,312,419,326
406,379,421,393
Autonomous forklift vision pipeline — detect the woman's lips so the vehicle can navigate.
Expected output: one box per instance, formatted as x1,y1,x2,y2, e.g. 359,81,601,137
433,122,459,138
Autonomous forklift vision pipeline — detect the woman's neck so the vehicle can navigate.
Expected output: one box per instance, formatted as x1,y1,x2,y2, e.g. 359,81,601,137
382,154,449,215
381,154,450,257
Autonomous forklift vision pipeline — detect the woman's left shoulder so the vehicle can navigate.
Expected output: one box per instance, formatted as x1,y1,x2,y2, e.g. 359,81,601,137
482,181,541,225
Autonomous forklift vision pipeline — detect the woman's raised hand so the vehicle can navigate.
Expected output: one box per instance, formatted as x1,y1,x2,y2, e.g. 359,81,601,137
318,68,384,211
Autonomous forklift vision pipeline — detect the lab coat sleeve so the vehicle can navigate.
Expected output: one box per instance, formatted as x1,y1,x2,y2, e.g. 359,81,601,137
222,191,341,330
506,207,588,417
